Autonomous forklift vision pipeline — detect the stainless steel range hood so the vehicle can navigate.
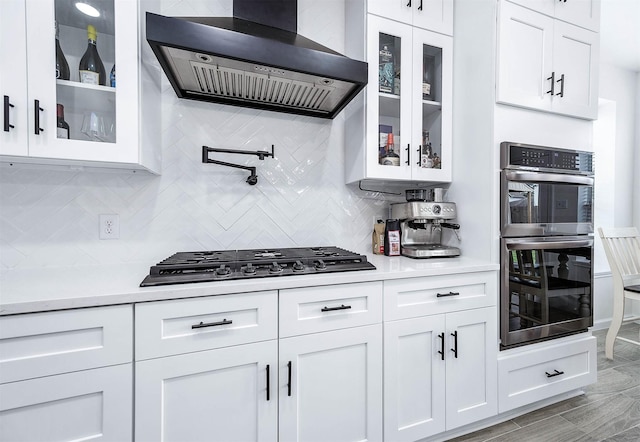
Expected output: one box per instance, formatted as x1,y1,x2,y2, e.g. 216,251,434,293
145,0,368,119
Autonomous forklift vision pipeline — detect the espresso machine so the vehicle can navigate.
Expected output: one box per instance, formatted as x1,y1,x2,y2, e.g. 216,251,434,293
390,195,461,258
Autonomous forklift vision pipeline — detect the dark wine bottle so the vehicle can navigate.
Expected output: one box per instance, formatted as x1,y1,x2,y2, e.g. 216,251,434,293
55,21,70,80
56,104,70,139
79,25,106,86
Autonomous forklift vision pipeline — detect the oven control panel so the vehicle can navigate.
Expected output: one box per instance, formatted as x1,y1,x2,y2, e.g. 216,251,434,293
501,142,594,174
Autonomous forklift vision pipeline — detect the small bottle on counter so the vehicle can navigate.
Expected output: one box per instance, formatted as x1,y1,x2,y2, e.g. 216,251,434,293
384,219,401,256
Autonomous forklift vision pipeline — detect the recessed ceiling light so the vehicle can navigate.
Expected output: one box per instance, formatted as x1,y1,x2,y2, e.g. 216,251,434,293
75,2,100,18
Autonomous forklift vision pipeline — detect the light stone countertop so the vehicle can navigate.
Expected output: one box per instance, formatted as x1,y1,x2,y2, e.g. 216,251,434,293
0,254,498,315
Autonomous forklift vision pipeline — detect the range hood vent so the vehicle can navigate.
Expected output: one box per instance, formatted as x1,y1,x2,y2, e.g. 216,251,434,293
146,1,368,119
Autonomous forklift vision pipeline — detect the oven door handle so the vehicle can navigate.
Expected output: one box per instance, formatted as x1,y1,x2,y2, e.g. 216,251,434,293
505,238,594,250
504,170,594,186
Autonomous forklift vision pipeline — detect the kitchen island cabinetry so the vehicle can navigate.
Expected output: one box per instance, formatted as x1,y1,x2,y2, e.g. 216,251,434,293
345,3,452,184
0,305,133,441
496,0,599,120
383,272,498,441
0,0,160,172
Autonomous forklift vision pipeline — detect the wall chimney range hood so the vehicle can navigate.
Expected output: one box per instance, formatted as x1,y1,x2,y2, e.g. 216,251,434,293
145,0,368,119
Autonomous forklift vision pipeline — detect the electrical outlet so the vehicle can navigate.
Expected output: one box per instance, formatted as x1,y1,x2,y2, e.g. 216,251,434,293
99,214,120,240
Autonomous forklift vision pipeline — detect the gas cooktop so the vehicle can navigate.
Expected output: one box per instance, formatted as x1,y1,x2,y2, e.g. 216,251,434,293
140,246,376,287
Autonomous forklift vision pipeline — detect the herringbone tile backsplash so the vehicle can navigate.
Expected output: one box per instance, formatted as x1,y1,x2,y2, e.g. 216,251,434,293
0,0,391,270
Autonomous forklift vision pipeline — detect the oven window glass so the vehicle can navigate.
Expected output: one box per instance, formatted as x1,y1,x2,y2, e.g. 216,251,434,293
507,245,592,334
508,182,593,225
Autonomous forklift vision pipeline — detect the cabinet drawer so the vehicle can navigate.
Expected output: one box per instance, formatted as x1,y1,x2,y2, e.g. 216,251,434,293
135,291,278,360
383,271,497,321
0,364,132,441
0,305,133,384
279,282,383,337
498,335,597,412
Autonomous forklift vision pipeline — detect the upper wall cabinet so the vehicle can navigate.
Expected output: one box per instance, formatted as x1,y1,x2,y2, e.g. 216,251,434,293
368,0,454,36
496,0,599,120
507,0,601,31
345,1,453,184
0,0,160,172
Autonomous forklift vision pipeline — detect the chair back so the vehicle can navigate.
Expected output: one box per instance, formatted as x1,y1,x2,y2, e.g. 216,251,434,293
598,227,640,284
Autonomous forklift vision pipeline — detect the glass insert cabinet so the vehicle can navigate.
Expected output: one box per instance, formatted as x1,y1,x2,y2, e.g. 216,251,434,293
345,10,453,184
0,0,159,172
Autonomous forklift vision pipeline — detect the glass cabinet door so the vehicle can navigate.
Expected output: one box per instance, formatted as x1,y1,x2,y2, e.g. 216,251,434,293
367,15,412,181
25,0,138,163
412,28,452,182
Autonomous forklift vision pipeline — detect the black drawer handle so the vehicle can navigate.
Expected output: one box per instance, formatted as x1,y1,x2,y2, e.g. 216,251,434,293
545,369,564,378
34,99,44,135
266,364,270,401
191,318,232,329
546,72,555,95
4,95,14,132
451,331,458,358
437,332,445,361
321,304,352,312
287,361,292,397
437,291,460,298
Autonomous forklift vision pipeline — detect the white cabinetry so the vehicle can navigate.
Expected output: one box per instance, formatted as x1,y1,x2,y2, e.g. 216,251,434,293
0,305,133,441
507,0,600,31
345,2,452,184
498,334,597,412
368,0,453,36
0,0,160,172
134,291,278,442
279,282,383,442
496,0,599,120
383,272,498,441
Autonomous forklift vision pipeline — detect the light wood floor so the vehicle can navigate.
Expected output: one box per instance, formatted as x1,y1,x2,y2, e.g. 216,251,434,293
451,323,640,442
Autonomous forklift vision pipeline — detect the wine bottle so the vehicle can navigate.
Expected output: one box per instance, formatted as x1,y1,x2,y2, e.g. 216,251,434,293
422,54,435,101
56,104,70,139
55,21,70,80
79,25,106,86
379,42,394,94
381,133,400,166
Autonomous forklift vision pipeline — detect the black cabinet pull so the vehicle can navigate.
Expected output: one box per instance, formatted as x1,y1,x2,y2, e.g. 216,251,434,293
34,99,44,135
437,332,445,361
545,369,564,378
556,73,565,97
266,364,270,401
451,331,458,358
191,318,232,329
287,361,292,396
3,95,14,132
437,291,460,298
546,72,555,95
321,304,351,312
418,0,423,11
416,146,421,166
406,0,411,7
406,144,410,165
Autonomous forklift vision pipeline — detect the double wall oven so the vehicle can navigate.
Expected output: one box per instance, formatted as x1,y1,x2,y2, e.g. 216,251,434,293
500,142,594,349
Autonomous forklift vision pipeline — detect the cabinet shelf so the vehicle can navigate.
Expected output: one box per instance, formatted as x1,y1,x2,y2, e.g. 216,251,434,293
56,79,115,114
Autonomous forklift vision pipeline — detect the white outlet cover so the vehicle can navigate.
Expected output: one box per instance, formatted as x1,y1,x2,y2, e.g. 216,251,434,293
99,214,120,240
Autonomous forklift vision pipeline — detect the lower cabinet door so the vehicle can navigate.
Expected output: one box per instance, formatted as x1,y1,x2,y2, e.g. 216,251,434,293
445,307,498,430
384,315,447,441
135,340,278,442
279,324,383,442
0,364,132,442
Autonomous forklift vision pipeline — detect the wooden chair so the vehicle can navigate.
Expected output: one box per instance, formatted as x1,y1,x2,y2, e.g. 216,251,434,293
598,227,640,360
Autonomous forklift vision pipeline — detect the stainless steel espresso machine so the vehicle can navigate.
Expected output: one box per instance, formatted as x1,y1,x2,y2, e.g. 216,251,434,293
390,197,461,258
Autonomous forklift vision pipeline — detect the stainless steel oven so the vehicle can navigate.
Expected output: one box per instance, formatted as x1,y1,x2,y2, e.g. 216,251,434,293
500,142,594,349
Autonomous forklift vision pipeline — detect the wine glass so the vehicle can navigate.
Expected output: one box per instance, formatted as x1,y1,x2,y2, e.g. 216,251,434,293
81,112,107,141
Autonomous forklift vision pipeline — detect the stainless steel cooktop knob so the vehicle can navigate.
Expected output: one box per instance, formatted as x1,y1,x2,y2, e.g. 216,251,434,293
314,259,326,270
269,262,283,273
216,264,231,276
243,263,256,275
292,260,305,272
